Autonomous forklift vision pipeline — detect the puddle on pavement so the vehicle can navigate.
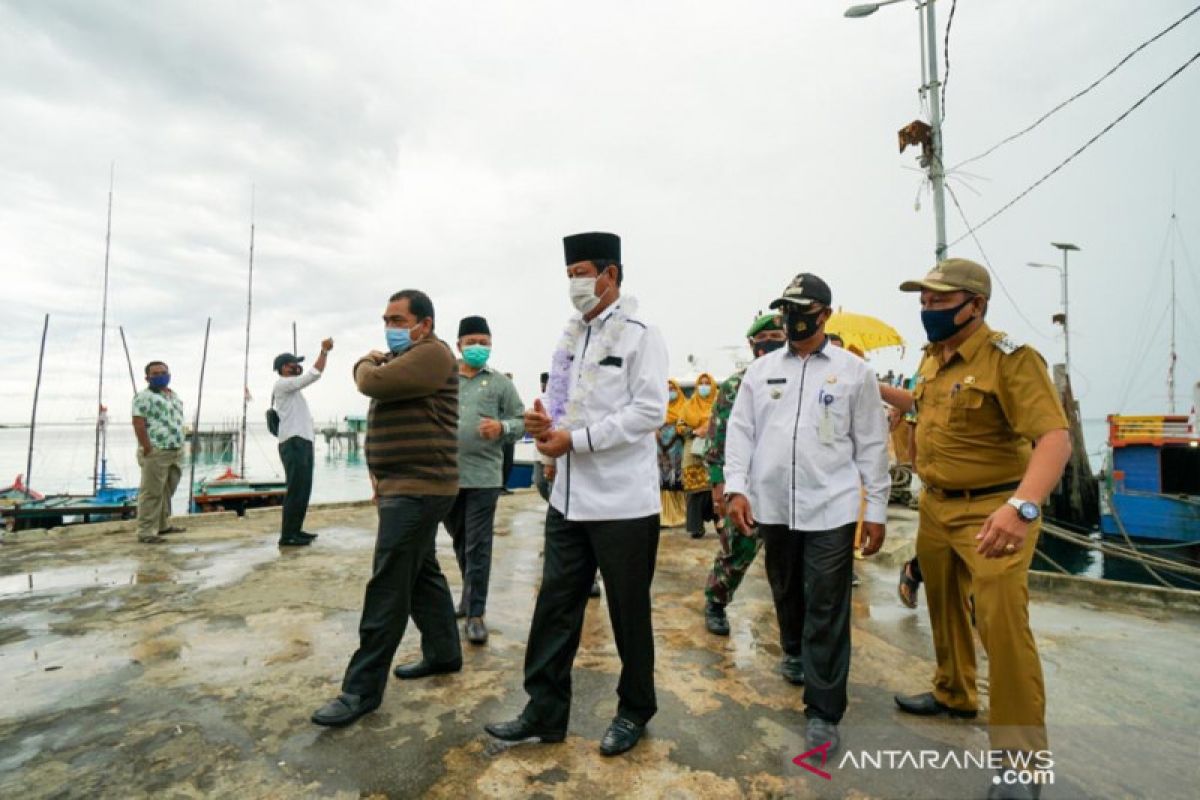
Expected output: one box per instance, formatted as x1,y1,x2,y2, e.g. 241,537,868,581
0,561,140,597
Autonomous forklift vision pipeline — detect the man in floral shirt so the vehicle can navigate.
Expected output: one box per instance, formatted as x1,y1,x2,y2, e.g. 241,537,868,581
702,313,785,638
131,360,186,544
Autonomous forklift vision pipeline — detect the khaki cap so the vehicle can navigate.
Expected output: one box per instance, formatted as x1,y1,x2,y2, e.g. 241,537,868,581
898,258,991,299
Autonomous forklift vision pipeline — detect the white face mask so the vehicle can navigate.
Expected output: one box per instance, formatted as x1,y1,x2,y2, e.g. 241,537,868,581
569,276,601,314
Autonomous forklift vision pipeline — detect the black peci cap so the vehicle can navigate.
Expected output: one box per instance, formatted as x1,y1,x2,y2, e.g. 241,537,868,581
563,231,621,266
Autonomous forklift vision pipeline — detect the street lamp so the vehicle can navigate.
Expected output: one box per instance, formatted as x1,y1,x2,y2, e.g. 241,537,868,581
845,0,947,263
1027,241,1080,378
843,1,910,19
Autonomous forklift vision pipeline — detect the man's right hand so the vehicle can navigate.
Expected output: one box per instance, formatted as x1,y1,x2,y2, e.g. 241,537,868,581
141,444,152,456
524,398,553,438
727,493,756,534
544,463,557,481
366,350,388,365
321,337,334,352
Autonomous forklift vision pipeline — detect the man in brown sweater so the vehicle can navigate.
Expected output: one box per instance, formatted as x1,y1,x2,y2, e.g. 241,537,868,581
311,289,463,727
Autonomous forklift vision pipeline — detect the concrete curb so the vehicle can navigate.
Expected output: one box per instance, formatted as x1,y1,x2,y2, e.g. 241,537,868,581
1029,570,1200,615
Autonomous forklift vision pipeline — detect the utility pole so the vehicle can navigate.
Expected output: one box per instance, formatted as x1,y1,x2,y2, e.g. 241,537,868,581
846,0,947,263
1051,242,1079,379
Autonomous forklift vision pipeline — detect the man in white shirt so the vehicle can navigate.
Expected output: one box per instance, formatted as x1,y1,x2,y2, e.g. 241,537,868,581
272,338,332,547
485,231,669,757
725,273,889,755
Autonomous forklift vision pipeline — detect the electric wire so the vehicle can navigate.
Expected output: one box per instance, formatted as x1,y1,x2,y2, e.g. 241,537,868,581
940,0,957,122
943,181,1053,340
953,3,1200,170
948,49,1200,248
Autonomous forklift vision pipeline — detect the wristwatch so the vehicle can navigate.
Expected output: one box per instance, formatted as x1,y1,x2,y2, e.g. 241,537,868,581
1007,497,1040,522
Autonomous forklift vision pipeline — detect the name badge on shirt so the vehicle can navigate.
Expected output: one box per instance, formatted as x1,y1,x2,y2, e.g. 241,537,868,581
818,388,835,444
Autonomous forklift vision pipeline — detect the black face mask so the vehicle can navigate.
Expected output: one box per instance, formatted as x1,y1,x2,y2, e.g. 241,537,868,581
784,309,824,342
753,339,786,358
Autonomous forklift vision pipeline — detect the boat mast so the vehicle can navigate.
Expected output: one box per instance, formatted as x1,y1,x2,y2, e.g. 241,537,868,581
1168,211,1177,414
26,314,50,497
239,187,255,477
93,164,114,494
190,318,213,512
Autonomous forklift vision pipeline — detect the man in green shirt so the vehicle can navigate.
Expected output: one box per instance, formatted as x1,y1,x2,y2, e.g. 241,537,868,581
131,360,186,544
444,316,525,645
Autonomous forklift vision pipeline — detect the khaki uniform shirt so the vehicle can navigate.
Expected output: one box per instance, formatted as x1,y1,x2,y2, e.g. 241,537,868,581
912,323,1067,491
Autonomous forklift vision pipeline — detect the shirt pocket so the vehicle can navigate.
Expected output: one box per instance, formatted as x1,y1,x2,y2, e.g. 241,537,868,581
948,385,986,429
815,385,852,440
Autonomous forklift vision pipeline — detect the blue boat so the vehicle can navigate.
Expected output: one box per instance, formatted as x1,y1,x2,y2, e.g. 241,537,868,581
1100,413,1200,543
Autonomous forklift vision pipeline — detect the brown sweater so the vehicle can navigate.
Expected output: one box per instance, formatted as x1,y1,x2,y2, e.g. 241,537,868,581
355,337,459,497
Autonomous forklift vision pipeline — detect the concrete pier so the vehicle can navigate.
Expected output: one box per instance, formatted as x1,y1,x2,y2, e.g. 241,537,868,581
1,493,1196,798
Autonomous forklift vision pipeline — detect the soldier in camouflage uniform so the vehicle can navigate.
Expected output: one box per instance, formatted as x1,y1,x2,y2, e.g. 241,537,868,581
702,313,786,636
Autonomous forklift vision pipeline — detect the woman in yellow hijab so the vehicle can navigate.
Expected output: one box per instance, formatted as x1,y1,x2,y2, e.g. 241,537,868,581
657,379,688,527
681,373,719,538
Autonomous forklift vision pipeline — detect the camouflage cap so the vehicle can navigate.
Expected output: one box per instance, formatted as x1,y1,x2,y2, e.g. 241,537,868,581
746,312,782,338
898,258,991,299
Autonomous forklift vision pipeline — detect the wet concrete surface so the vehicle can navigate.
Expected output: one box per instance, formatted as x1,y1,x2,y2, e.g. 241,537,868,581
1,493,1197,799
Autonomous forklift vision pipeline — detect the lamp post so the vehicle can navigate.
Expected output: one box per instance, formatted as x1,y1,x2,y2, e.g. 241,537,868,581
1027,241,1080,377
845,0,947,263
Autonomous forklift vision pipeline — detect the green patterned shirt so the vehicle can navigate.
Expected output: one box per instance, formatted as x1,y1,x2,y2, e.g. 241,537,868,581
704,369,745,485
132,388,185,449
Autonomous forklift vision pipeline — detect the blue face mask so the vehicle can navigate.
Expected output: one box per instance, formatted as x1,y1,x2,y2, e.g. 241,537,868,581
668,390,679,402
148,374,171,389
462,344,491,369
921,297,975,343
697,384,712,399
386,327,413,354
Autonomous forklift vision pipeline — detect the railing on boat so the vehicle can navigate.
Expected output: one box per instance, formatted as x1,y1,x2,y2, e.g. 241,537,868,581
1108,414,1199,447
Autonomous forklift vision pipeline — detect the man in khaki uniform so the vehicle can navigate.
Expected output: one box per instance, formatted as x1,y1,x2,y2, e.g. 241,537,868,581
893,259,1071,799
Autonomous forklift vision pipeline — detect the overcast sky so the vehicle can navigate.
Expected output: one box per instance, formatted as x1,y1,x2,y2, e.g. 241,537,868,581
2,0,1198,437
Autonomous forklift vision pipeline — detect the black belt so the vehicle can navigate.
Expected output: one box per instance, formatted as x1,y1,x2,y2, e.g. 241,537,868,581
926,480,1020,500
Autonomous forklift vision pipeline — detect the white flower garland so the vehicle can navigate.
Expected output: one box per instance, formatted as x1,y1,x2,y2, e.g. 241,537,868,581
547,296,639,430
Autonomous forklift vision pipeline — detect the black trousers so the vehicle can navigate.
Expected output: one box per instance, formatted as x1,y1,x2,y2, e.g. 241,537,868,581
341,494,460,700
521,507,660,733
685,490,717,535
501,442,515,488
442,487,501,617
278,436,314,536
761,522,856,724
533,463,551,502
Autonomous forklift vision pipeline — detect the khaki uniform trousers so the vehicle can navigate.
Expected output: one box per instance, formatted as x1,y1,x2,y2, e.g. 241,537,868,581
136,447,182,539
916,490,1047,756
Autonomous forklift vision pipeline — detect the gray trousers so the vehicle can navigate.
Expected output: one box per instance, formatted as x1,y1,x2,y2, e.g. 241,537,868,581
136,447,182,538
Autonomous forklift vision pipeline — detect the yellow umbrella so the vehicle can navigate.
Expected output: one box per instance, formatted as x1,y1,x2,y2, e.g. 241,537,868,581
825,311,905,355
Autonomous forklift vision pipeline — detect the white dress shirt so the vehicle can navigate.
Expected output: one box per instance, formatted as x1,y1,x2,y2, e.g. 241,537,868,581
551,300,669,522
273,368,322,443
724,340,889,530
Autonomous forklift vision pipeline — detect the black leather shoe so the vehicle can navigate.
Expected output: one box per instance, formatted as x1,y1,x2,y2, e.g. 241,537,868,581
987,770,1041,799
599,717,645,756
805,717,840,755
392,658,462,680
465,616,488,645
299,531,318,540
278,535,312,547
704,602,730,636
484,717,565,743
894,692,977,719
311,693,380,727
780,655,805,685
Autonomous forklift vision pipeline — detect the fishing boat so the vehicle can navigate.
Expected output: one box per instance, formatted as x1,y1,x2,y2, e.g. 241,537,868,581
191,467,286,513
189,190,286,514
1100,403,1200,544
3,171,141,532
1098,211,1200,544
